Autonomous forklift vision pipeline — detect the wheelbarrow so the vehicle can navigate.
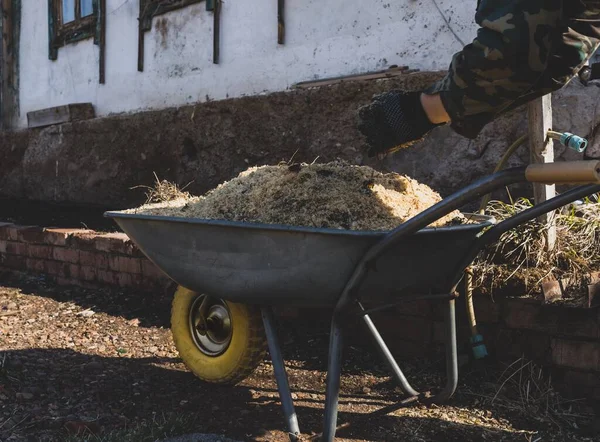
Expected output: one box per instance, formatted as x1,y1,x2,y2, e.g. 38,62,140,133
105,160,600,441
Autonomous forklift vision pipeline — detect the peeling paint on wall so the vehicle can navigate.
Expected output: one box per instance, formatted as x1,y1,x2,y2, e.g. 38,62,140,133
18,0,479,129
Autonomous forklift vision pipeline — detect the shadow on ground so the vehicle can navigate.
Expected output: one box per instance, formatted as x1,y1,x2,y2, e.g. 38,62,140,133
0,348,537,442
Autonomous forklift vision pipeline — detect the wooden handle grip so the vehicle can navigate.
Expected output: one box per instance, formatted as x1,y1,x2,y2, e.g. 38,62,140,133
525,161,600,184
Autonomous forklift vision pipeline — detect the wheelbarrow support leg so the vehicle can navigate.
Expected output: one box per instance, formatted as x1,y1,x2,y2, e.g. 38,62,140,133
323,319,344,442
430,299,458,403
359,303,419,398
261,308,300,441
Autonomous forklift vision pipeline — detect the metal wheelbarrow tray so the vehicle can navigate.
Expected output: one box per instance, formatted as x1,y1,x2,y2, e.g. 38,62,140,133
106,161,600,441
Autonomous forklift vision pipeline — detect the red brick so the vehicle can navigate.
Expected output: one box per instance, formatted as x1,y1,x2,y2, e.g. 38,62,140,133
5,241,28,255
95,233,135,255
0,254,26,269
557,315,599,339
0,225,35,241
27,245,53,260
79,251,97,267
25,258,46,273
494,329,551,362
44,261,79,279
63,264,80,279
52,247,80,264
503,299,541,329
44,228,92,246
0,240,6,254
552,339,600,371
97,270,118,285
141,259,166,280
44,261,62,276
474,296,501,324
4,241,24,255
80,266,97,282
0,223,14,240
68,232,100,251
95,253,108,270
116,272,142,288
17,227,46,244
108,256,141,274
503,299,599,339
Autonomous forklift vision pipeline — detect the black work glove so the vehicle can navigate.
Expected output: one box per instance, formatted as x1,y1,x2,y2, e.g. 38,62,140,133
357,90,440,158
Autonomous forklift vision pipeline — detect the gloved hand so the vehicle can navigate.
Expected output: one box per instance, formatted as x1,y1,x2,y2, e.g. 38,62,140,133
357,90,441,158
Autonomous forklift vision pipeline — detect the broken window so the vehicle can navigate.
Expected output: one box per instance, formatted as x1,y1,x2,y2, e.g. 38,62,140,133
48,0,98,60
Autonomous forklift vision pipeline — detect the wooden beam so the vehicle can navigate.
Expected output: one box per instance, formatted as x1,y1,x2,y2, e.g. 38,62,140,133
295,66,414,89
27,103,95,129
98,0,106,83
213,0,220,64
528,95,557,251
1,0,20,130
277,0,284,45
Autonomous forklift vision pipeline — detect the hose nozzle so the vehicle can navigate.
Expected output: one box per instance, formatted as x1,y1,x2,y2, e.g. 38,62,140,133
548,131,588,153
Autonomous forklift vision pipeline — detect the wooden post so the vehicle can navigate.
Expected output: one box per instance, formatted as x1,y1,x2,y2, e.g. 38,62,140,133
1,0,20,130
277,0,285,45
528,95,557,251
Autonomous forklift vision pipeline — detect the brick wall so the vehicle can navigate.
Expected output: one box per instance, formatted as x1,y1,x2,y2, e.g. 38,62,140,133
0,222,169,291
368,296,600,400
1,221,599,400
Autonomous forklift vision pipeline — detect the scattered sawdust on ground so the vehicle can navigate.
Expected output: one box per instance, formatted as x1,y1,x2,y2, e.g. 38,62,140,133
126,161,465,231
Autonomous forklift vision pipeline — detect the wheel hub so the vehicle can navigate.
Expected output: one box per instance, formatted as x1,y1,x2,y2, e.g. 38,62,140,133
189,296,233,356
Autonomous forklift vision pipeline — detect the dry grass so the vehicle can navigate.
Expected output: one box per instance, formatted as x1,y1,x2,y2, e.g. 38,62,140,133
132,173,192,204
464,358,594,435
473,194,600,296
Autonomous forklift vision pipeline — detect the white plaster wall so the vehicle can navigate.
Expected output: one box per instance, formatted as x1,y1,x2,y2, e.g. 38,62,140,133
18,0,478,128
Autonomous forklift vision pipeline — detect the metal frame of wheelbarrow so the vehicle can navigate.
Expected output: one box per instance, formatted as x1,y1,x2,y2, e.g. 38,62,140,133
257,164,600,442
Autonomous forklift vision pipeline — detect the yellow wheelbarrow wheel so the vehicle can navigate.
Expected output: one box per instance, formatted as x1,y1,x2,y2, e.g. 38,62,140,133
171,286,266,385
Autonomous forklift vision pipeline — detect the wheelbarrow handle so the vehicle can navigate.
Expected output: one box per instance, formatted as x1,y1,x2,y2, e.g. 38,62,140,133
335,161,600,313
525,160,600,184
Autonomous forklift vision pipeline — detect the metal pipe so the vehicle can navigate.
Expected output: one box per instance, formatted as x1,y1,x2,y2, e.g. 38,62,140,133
428,299,458,403
261,308,300,441
359,306,420,397
358,292,457,317
322,320,344,442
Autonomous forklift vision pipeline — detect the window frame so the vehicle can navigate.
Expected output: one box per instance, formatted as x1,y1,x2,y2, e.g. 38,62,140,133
137,0,204,71
48,0,98,60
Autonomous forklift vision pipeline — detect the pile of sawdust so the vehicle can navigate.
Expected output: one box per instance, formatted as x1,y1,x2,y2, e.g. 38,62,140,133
127,161,464,231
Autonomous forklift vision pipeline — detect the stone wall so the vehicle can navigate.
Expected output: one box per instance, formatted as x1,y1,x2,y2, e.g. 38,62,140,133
1,72,599,209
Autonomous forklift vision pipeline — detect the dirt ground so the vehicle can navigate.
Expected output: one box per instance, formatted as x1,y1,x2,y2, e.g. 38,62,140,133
0,273,598,442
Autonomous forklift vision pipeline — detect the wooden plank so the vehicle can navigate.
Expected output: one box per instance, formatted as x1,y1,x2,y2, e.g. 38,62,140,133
294,66,415,89
528,95,556,251
27,103,95,129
